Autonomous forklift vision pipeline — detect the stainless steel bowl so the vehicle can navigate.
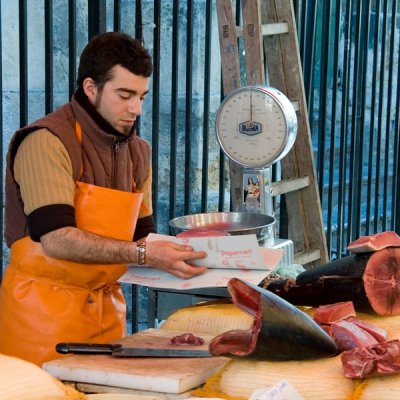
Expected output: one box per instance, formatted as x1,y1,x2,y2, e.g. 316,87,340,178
169,212,275,244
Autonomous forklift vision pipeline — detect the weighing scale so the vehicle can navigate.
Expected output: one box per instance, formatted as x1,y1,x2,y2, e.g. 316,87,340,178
147,86,299,329
215,85,297,263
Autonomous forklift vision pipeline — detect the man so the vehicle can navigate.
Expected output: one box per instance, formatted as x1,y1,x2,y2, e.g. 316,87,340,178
0,32,207,366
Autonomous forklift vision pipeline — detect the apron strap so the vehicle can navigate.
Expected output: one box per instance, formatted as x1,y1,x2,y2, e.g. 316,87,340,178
75,120,84,180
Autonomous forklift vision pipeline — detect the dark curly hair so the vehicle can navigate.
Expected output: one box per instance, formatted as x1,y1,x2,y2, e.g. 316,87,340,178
76,32,153,89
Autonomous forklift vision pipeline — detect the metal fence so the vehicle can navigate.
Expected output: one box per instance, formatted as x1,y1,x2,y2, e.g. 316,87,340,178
1,1,400,324
299,0,400,258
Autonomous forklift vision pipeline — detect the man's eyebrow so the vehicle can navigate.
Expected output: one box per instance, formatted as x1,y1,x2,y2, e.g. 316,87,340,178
116,88,149,96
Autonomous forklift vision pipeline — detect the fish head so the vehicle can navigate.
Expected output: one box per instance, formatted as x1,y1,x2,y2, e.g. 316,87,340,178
209,278,339,360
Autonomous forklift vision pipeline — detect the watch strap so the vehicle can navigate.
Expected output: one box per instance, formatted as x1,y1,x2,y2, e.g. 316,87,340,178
136,240,147,265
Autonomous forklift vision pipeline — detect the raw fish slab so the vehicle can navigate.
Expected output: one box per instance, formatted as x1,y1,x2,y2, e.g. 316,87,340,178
347,231,400,253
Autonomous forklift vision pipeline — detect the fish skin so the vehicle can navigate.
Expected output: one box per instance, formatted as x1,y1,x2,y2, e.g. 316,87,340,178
209,278,339,361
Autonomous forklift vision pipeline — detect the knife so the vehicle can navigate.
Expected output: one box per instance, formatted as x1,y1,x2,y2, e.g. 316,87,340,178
56,342,211,358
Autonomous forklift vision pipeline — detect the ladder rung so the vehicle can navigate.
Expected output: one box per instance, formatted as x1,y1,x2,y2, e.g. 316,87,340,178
236,22,289,38
262,22,289,36
271,176,310,196
294,249,321,266
291,100,300,112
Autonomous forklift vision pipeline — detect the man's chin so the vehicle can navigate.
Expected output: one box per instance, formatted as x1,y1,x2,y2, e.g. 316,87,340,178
116,126,133,136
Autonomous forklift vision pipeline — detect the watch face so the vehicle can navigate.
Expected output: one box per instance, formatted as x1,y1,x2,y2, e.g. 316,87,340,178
216,86,296,168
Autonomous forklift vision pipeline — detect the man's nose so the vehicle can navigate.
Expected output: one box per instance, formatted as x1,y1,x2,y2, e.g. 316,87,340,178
128,97,142,115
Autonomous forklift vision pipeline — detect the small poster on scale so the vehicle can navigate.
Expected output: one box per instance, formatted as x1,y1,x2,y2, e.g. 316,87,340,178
242,170,273,215
243,173,262,212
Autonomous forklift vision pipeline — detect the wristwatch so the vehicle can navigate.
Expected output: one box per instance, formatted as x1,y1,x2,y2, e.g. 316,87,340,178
136,240,146,265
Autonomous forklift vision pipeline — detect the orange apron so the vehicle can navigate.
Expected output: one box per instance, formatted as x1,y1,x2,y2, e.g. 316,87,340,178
0,126,143,366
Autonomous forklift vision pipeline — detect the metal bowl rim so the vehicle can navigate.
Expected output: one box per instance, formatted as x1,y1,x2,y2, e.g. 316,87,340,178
169,212,275,231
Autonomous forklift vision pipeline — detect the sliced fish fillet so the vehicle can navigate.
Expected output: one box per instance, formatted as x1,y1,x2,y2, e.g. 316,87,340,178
347,231,400,253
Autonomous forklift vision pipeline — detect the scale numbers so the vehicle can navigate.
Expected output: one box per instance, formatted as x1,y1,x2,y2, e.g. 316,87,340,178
216,86,297,168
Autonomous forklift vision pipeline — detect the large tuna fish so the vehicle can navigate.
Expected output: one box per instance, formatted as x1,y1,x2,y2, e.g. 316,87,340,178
266,233,400,316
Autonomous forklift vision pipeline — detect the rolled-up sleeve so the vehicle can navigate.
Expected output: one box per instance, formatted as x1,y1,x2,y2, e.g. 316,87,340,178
14,129,77,240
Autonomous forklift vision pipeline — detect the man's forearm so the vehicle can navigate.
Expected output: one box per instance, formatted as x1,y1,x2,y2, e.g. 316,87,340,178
40,226,137,264
41,226,209,279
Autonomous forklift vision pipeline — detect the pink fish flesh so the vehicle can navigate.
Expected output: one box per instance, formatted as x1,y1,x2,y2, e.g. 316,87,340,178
347,231,400,254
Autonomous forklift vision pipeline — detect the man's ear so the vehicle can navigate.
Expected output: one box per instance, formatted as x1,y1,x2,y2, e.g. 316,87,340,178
82,78,97,102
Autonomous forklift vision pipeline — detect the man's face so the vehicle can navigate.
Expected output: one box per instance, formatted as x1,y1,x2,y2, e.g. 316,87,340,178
85,65,149,135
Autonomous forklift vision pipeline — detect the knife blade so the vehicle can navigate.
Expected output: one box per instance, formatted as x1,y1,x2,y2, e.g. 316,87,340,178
56,342,211,358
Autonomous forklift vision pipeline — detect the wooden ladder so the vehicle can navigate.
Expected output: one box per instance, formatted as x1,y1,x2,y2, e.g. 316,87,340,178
216,0,329,267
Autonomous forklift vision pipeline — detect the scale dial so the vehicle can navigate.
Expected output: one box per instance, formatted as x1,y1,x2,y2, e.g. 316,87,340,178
216,86,297,168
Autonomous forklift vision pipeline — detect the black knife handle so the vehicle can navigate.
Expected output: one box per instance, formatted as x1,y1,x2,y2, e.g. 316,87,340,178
56,342,121,354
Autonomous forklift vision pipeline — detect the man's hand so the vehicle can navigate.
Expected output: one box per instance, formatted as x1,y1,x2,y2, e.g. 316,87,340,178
145,240,207,279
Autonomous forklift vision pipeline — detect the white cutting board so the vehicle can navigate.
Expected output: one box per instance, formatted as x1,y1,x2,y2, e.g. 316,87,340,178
43,329,229,394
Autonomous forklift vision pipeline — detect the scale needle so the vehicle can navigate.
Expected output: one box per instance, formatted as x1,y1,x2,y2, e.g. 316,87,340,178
250,91,253,122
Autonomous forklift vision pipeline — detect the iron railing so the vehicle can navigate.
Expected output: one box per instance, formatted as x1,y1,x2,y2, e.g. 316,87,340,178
1,0,399,329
